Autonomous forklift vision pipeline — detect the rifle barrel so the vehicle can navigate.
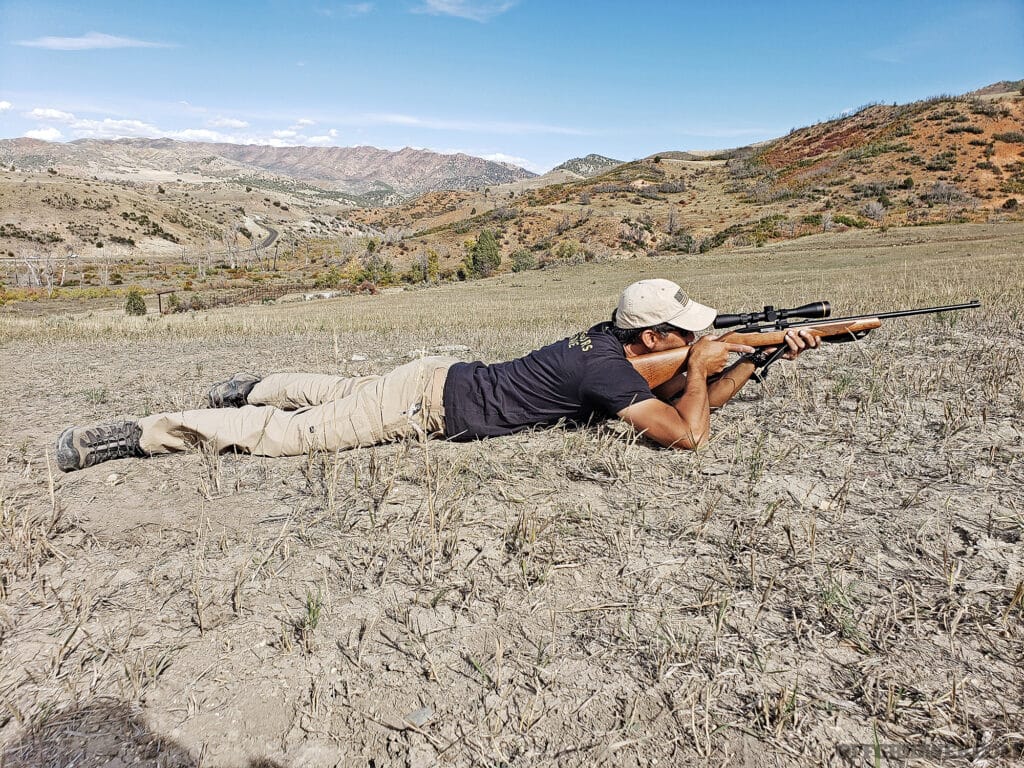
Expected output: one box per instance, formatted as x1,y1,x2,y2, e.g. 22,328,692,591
781,300,981,329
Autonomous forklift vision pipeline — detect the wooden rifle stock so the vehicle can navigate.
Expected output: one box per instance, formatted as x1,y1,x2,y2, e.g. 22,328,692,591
630,318,882,389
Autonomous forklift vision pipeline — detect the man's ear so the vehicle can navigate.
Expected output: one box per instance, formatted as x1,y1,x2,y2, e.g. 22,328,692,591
639,329,661,350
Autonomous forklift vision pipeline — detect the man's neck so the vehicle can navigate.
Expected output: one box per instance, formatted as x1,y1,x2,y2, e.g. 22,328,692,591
622,342,648,359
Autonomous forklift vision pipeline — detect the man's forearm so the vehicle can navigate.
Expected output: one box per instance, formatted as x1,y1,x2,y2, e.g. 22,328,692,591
652,370,687,401
673,364,711,447
708,359,757,408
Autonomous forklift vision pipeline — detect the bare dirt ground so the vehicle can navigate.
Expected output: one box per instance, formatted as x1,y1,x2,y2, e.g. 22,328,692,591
1,223,1022,766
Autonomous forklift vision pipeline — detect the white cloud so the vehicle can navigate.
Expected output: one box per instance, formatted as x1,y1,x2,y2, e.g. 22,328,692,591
171,128,231,142
307,128,340,145
415,0,517,22
481,152,540,172
185,128,280,144
366,112,418,126
16,32,175,50
315,2,373,17
352,111,585,135
684,126,770,139
69,118,162,139
28,107,76,122
25,127,63,141
8,102,557,157
209,117,249,128
0,101,12,112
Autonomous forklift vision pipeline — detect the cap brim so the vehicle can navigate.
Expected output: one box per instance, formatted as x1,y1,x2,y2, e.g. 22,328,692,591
666,300,717,332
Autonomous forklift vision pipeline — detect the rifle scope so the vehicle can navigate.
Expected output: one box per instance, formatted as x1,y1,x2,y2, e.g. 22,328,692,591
713,301,831,330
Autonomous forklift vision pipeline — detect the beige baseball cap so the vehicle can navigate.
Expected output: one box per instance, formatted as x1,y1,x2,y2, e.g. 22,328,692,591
615,279,717,331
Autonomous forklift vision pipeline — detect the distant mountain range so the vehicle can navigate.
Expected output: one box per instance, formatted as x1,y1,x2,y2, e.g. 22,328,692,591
2,80,1020,265
0,138,536,204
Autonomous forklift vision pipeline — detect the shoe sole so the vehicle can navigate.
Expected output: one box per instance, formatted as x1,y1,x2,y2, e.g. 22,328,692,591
55,427,82,472
207,374,259,408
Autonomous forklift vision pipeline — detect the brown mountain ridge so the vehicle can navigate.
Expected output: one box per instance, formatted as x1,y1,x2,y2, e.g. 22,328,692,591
0,138,535,204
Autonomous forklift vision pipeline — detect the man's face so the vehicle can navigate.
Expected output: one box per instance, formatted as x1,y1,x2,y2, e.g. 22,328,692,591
647,327,695,351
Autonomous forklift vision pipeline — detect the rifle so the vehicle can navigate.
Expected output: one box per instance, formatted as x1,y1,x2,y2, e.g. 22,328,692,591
630,300,981,390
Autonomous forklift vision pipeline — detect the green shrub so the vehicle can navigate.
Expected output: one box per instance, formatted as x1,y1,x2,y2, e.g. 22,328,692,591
125,288,147,316
466,229,501,277
510,248,536,272
833,214,867,228
660,233,695,253
993,131,1024,143
313,267,344,289
926,151,956,171
552,239,583,261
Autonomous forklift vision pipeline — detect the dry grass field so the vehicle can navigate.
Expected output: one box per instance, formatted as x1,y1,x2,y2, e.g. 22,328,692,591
1,222,1022,767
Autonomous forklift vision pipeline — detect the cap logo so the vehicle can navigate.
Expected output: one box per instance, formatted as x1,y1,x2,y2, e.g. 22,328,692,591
674,289,688,305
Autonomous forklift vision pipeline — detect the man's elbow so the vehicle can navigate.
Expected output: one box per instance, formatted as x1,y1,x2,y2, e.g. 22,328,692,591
617,404,710,451
664,428,709,451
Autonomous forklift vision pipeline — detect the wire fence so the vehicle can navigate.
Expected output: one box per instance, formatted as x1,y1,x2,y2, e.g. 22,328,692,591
155,281,311,313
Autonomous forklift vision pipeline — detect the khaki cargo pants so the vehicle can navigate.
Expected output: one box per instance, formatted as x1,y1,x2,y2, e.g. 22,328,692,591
137,357,457,457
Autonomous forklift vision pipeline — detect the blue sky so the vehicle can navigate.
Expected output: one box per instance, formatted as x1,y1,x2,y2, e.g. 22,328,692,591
0,0,1021,172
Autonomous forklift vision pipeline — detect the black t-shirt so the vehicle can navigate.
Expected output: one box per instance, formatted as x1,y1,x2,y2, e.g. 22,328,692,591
442,322,655,440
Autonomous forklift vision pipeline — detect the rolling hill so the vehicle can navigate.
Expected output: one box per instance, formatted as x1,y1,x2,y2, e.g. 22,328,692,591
349,84,1024,273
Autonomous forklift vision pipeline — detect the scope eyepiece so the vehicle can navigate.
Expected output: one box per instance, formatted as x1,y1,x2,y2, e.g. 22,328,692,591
713,312,750,329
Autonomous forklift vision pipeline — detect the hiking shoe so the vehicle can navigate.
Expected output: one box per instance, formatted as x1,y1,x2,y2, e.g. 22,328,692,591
56,421,144,472
207,373,261,408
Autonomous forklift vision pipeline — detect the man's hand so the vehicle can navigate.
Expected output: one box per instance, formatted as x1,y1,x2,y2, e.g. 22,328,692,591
687,334,756,377
777,328,820,360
